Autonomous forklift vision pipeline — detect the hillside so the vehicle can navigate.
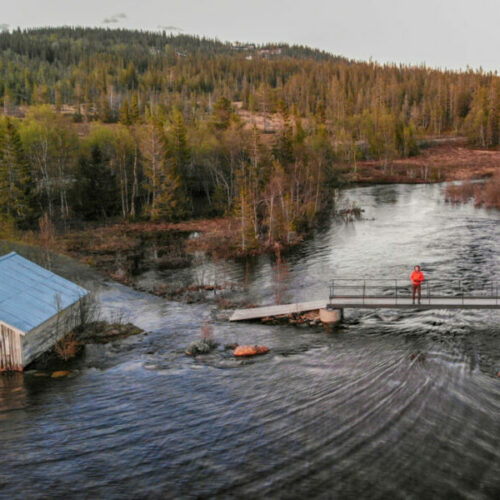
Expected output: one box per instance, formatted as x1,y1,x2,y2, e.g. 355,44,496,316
0,28,493,130
1,27,499,254
0,27,341,61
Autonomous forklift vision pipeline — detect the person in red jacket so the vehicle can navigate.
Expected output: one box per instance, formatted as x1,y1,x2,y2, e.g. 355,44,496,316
410,265,425,304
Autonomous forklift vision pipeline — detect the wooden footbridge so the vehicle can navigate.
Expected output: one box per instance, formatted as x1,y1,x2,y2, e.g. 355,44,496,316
230,278,500,322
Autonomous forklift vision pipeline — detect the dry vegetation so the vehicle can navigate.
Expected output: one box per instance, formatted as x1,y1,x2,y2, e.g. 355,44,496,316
444,172,500,209
54,333,82,362
354,139,500,184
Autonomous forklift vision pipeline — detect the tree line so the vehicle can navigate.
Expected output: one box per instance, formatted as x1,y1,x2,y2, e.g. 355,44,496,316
0,102,338,251
1,27,499,249
1,27,496,147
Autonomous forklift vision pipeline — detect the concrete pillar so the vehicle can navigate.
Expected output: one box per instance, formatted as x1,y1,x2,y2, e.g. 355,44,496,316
319,308,343,325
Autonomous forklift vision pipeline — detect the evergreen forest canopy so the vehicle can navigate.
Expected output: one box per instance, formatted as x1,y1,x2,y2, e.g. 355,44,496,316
0,27,498,248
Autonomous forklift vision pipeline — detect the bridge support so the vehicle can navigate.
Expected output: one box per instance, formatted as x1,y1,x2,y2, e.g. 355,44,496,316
319,308,343,325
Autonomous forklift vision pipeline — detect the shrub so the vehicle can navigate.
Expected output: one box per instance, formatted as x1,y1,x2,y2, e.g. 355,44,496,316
444,174,500,209
54,333,82,361
481,173,500,209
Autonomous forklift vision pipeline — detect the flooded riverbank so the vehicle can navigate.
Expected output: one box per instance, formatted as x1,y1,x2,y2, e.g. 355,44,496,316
0,183,499,499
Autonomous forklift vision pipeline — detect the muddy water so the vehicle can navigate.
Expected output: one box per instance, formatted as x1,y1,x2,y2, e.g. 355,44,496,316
0,183,499,499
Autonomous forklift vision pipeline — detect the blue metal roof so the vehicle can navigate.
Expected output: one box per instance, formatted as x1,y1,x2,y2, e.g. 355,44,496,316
0,252,89,333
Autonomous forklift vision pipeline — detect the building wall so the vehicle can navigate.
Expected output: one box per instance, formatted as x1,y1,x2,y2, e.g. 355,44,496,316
22,300,82,367
0,323,23,372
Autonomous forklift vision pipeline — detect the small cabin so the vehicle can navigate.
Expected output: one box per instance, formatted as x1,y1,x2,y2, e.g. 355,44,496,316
0,252,89,372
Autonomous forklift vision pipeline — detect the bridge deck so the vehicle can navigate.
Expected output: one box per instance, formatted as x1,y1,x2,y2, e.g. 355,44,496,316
328,296,500,309
230,296,499,321
230,300,328,321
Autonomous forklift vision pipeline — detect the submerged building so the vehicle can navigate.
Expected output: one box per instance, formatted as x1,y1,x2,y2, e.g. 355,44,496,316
0,252,89,372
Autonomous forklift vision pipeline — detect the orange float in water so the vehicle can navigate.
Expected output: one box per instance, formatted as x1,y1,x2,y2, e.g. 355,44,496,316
233,345,270,357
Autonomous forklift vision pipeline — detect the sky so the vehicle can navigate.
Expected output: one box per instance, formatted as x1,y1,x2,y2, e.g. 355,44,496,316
2,0,499,71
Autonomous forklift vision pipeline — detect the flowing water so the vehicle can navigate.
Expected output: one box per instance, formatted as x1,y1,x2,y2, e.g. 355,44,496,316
0,183,499,499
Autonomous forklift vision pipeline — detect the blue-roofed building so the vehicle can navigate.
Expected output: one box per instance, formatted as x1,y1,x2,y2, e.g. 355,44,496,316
0,252,89,371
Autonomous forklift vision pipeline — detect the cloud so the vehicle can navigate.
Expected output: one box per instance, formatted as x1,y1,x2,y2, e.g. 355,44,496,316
102,13,127,24
0,23,9,32
158,25,183,32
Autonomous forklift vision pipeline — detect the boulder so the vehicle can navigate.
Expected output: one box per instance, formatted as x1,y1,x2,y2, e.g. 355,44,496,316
233,345,270,357
185,338,218,356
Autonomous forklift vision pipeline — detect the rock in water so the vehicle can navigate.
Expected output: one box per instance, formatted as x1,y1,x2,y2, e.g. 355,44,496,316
185,338,219,356
233,345,270,357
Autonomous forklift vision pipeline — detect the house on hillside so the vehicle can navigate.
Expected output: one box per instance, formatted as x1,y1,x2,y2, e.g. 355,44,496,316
0,252,89,372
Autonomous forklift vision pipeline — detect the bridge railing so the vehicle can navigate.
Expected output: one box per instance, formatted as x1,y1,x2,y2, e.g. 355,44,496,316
329,278,499,304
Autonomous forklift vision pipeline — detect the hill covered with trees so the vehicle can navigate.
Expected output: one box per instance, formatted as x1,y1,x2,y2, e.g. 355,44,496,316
0,27,499,251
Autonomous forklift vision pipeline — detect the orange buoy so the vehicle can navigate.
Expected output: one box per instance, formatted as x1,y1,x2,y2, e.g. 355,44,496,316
233,345,270,357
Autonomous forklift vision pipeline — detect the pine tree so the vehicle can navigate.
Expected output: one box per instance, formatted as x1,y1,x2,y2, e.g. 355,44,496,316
119,98,131,125
129,93,140,123
486,83,499,147
0,118,35,228
98,93,114,123
464,88,488,147
212,96,233,129
272,100,294,165
155,109,190,220
139,117,164,217
169,108,190,172
153,157,188,221
74,145,119,220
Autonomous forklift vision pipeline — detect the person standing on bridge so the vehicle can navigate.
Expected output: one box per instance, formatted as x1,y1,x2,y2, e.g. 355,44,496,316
411,265,425,304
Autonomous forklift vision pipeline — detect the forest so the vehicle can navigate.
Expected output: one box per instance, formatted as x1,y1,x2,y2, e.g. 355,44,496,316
1,27,499,251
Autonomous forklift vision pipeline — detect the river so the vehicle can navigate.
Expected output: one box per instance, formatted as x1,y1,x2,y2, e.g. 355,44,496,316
0,183,499,499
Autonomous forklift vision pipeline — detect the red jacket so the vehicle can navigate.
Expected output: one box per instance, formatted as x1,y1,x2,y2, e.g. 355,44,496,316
411,270,425,285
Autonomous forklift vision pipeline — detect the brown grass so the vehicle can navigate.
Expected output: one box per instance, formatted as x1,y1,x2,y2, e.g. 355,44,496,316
355,138,500,184
444,172,500,209
476,172,500,208
444,180,477,204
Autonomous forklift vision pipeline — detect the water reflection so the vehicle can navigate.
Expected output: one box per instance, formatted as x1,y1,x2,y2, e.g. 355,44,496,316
0,373,26,415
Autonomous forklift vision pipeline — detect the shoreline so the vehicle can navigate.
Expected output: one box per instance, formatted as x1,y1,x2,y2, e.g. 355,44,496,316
8,140,499,299
350,138,500,184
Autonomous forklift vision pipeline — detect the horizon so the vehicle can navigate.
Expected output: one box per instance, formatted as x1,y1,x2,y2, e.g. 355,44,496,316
4,0,500,72
2,24,498,76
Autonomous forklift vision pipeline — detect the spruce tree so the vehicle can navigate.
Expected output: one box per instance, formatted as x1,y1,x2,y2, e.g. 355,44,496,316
74,145,119,220
212,96,232,129
0,118,34,228
154,109,190,220
119,98,131,125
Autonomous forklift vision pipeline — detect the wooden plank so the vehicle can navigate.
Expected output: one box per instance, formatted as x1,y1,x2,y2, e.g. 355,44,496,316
13,329,22,371
0,326,5,372
230,300,328,321
0,324,23,372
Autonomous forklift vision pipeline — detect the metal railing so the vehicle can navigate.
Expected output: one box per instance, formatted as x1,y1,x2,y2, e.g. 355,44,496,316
329,278,500,305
